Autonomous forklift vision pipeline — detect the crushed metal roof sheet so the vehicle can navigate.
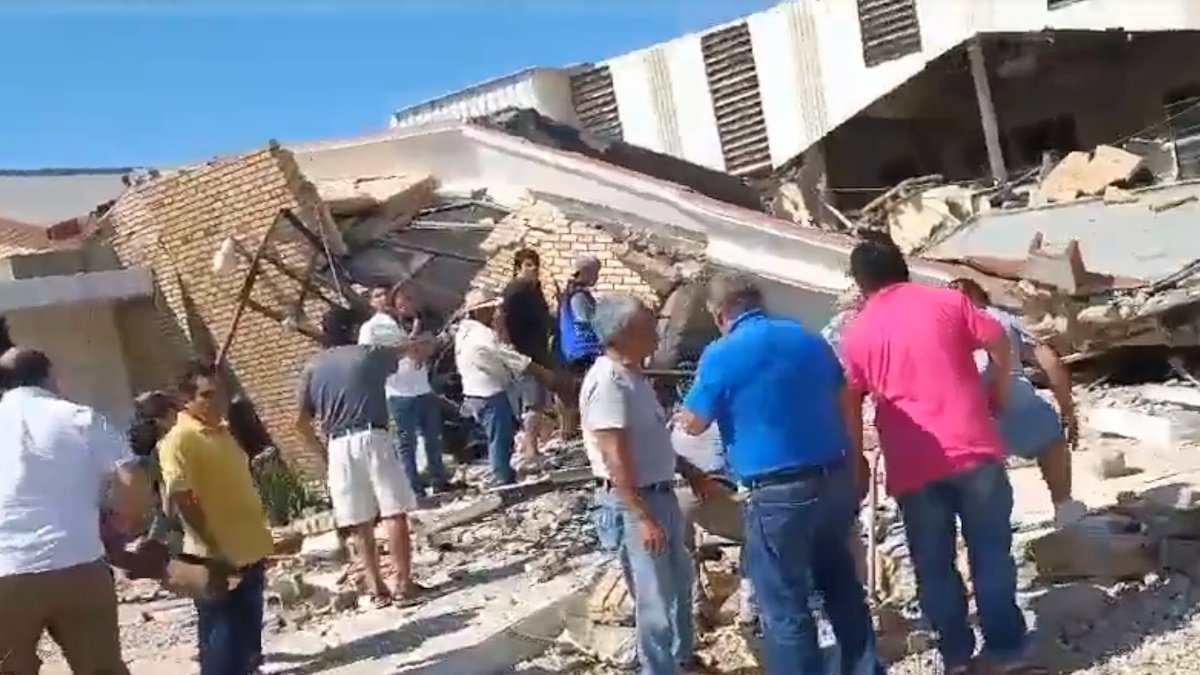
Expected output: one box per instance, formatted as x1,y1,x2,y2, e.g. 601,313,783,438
925,180,1200,283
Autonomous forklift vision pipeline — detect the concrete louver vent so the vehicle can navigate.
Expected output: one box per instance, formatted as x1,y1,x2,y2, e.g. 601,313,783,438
857,0,923,67
701,22,771,177
570,65,624,143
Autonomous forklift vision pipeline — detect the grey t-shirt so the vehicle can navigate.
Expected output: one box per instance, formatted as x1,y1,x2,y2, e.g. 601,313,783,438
299,345,399,439
581,356,676,487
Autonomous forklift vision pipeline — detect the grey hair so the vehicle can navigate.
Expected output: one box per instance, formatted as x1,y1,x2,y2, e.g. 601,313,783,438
592,294,649,346
706,273,763,315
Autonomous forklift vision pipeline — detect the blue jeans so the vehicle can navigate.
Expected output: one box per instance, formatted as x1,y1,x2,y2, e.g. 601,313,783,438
195,561,265,675
743,464,882,675
389,393,448,494
462,392,517,486
897,461,1027,670
596,487,694,675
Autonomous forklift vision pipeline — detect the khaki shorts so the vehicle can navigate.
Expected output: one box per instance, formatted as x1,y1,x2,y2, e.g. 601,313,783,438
0,560,128,675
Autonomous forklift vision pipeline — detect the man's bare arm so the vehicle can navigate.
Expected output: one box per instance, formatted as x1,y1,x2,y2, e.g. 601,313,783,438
295,410,327,465
673,409,711,437
1033,343,1077,443
983,335,1013,409
168,490,224,562
295,367,327,464
840,387,869,497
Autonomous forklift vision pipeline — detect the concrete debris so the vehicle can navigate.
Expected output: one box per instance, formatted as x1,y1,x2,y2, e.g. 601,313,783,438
1028,527,1157,581
1094,448,1133,479
315,174,438,218
879,184,979,254
1103,184,1140,204
1087,406,1200,450
1039,145,1147,204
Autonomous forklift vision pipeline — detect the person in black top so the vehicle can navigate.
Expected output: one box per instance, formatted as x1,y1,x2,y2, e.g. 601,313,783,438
501,248,554,461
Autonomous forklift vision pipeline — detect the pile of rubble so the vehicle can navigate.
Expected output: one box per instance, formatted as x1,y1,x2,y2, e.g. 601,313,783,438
258,443,602,628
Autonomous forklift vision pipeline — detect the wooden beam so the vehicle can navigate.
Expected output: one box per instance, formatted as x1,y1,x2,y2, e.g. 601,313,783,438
215,221,277,367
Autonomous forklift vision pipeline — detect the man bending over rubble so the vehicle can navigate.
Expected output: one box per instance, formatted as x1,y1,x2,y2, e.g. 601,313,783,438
298,307,428,608
840,239,1040,675
583,294,700,675
948,277,1087,528
676,274,882,675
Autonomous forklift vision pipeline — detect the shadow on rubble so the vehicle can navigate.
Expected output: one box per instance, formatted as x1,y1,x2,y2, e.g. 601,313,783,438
1024,482,1200,673
419,558,532,604
266,608,479,674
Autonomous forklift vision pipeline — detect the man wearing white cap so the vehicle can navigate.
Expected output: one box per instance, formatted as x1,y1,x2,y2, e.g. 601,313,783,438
455,288,560,486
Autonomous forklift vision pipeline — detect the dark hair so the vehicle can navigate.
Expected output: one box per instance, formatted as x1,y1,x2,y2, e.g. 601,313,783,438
320,306,363,348
948,277,990,306
134,390,178,420
175,360,218,399
849,239,910,295
7,349,52,389
513,248,540,274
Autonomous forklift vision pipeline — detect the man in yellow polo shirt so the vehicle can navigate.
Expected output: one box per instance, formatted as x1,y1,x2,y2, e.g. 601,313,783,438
159,361,274,675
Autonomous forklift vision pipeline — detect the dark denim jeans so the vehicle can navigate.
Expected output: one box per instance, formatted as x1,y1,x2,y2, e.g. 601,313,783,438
897,461,1027,670
388,393,448,495
743,464,883,675
595,487,694,675
462,392,518,486
195,561,265,675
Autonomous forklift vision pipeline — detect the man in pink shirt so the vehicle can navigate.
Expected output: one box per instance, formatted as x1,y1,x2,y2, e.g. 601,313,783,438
840,238,1037,675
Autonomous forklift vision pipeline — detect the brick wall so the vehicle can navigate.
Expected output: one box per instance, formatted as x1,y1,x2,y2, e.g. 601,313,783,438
106,145,332,478
474,200,659,310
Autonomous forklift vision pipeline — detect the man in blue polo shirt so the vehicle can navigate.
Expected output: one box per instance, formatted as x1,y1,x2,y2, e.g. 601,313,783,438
675,274,881,675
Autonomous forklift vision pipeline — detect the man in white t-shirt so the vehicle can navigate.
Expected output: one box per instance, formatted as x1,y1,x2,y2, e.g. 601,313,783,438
0,349,141,675
359,284,451,496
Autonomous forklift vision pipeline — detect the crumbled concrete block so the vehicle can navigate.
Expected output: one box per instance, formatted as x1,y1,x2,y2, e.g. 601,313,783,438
1103,185,1139,204
587,563,634,627
1095,449,1131,479
1086,406,1200,449
1159,538,1200,574
1022,582,1113,628
1140,385,1200,410
1040,145,1145,203
1029,528,1156,581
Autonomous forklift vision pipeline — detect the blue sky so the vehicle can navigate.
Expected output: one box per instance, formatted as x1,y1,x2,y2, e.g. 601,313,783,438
0,1,778,169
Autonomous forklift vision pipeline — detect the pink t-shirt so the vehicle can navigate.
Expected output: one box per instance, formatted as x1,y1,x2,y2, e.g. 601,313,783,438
841,283,1005,496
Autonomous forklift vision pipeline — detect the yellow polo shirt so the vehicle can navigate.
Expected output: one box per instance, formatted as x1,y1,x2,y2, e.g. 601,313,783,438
158,412,273,568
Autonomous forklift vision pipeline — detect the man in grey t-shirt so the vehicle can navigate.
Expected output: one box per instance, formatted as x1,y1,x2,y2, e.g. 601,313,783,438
296,307,434,607
581,295,701,675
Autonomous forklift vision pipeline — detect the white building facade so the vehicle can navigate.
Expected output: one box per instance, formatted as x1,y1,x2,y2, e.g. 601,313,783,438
391,0,1200,176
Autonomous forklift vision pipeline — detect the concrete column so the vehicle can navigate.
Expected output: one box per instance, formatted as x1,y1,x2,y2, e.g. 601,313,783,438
967,37,1008,182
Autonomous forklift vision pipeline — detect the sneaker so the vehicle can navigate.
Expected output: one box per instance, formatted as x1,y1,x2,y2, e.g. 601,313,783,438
1053,499,1088,528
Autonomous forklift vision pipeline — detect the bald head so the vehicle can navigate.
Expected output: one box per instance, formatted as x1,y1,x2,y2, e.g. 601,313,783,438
1,348,53,389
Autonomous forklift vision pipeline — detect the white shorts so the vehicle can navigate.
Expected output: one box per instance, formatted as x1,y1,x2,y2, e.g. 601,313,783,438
327,429,418,527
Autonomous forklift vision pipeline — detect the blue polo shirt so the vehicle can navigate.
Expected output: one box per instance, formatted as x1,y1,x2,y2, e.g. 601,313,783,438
682,310,849,481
